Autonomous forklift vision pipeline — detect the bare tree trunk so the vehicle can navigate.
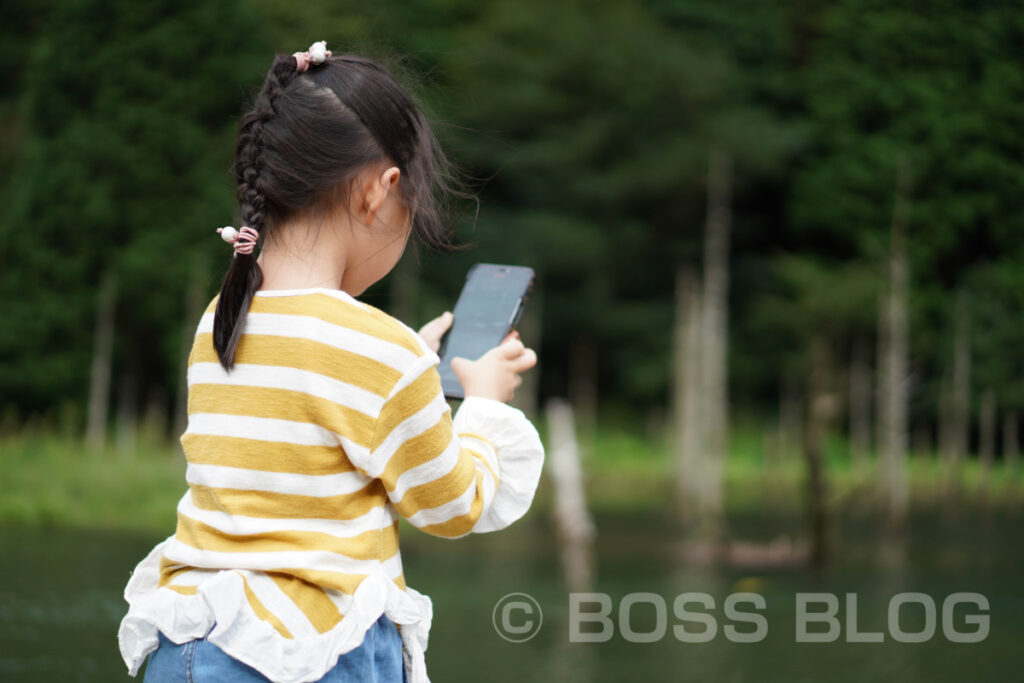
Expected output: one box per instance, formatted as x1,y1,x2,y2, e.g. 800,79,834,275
567,331,596,440
913,421,932,459
699,150,732,534
804,336,832,573
116,366,138,457
849,337,872,468
779,375,802,460
545,398,595,593
174,256,208,448
86,268,117,451
142,387,168,445
939,372,955,465
979,390,996,484
875,293,886,463
949,291,971,488
879,153,911,528
1003,412,1019,475
673,267,704,524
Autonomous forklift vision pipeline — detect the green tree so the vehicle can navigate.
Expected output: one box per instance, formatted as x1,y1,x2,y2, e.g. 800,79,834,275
0,0,266,421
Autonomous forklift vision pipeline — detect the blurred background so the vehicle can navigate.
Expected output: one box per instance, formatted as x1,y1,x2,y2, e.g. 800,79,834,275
1,0,1022,681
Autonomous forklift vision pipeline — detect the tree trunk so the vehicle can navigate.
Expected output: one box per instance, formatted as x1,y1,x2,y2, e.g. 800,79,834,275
950,291,971,482
875,293,887,463
779,374,802,461
1003,412,1019,475
849,337,872,468
979,390,996,482
545,398,595,593
116,366,138,457
85,268,117,451
673,266,704,524
567,331,596,440
913,421,932,459
938,371,955,465
804,336,832,573
142,387,168,444
879,153,911,528
699,150,732,533
174,255,208,448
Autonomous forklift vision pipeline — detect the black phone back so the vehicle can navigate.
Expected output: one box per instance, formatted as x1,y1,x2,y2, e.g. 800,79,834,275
438,264,535,399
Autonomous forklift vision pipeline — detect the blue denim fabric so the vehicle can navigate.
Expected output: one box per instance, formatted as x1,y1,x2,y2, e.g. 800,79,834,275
142,615,406,682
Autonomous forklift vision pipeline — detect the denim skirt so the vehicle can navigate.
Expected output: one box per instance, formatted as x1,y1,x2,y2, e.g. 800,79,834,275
142,614,406,682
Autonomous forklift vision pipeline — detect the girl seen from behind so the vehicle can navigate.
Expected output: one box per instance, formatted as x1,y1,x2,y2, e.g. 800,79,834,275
118,41,544,683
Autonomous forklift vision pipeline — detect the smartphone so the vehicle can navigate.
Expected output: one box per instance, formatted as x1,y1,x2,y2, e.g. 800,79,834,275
437,263,535,399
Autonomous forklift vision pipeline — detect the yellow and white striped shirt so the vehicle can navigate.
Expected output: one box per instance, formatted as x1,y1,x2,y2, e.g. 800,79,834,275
118,287,545,683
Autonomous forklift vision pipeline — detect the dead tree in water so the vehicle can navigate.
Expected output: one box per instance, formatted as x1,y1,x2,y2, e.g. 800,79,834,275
878,154,911,528
945,291,971,497
848,337,872,468
804,336,833,573
699,150,732,535
673,267,704,525
546,399,595,592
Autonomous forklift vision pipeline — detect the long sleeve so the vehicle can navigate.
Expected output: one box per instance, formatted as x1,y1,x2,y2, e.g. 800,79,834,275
353,353,544,538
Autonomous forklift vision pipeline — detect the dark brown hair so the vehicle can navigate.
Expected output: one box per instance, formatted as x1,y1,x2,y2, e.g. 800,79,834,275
214,52,458,371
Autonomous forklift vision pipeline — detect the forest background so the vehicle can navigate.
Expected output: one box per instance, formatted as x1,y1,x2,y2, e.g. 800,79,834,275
2,1,1022,681
3,0,1022,519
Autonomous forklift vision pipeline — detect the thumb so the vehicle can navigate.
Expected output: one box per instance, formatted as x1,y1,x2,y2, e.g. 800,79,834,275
450,356,470,374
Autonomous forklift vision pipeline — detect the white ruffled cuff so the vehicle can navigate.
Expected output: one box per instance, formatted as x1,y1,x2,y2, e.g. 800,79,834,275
452,396,545,533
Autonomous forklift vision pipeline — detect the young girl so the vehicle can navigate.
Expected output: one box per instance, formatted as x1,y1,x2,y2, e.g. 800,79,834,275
118,42,543,683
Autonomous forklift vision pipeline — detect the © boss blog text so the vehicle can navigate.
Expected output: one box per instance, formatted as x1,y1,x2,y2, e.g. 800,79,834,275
567,592,989,644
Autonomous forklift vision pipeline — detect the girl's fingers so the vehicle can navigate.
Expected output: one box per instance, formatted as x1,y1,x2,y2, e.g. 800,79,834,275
417,311,454,353
509,348,537,372
419,311,453,336
500,329,520,346
498,336,526,359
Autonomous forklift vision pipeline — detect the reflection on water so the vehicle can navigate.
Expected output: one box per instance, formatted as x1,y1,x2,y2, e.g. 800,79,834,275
0,507,1020,682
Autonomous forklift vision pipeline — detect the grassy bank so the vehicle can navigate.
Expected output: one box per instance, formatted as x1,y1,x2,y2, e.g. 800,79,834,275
0,429,187,531
1,423,1021,532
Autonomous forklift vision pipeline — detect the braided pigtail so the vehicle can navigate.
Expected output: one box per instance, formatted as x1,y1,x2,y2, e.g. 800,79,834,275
213,55,298,371
213,44,465,370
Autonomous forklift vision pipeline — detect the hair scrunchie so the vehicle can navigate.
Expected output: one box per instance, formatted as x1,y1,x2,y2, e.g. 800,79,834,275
217,226,260,256
293,40,332,73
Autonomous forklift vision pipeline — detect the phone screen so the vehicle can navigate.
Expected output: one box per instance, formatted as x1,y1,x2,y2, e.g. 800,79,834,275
438,264,534,399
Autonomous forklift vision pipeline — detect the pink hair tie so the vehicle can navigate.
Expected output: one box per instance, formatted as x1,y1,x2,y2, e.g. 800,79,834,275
217,226,260,256
293,40,332,73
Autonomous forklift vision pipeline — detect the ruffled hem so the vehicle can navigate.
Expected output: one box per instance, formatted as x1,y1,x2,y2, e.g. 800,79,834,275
453,397,545,534
118,538,433,683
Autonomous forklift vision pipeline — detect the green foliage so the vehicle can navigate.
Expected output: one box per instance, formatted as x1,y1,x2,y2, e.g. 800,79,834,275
0,0,266,416
1,0,1023,442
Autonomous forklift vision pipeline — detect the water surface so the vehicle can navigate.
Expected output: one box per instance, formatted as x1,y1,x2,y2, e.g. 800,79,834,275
0,506,1020,682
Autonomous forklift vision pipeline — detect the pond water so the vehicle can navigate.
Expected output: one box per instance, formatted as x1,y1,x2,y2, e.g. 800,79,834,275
1,506,1020,682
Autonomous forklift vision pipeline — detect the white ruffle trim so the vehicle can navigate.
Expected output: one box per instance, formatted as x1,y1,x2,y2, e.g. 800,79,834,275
118,538,433,683
453,396,545,534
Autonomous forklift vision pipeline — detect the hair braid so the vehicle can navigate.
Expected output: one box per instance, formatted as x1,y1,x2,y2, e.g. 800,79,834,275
213,55,297,371
211,48,466,371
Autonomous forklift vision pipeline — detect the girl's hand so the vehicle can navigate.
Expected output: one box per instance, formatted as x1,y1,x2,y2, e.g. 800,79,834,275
418,311,453,353
451,331,537,403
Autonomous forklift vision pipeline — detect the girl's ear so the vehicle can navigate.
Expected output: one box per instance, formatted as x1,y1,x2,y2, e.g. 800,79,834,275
363,166,401,226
